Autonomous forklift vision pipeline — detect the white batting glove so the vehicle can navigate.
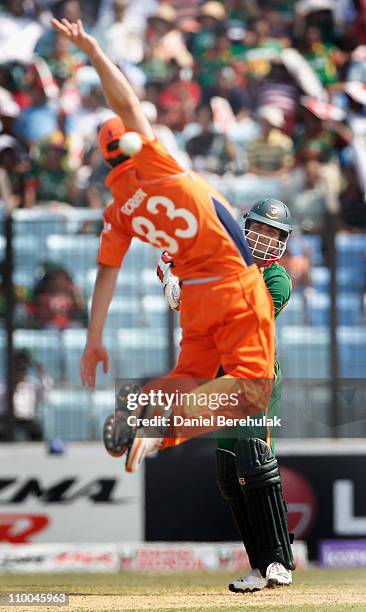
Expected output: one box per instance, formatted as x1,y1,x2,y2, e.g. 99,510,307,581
157,251,181,311
164,273,181,310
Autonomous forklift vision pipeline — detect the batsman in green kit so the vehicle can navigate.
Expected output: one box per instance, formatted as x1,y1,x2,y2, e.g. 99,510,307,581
157,198,296,593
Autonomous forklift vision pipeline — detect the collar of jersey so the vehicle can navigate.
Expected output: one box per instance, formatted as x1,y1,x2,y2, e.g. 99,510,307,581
106,159,135,189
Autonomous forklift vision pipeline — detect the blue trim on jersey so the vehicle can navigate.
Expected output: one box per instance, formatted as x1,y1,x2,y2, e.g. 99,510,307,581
211,197,253,266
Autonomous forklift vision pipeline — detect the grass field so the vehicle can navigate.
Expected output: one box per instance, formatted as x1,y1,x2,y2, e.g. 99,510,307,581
1,568,366,611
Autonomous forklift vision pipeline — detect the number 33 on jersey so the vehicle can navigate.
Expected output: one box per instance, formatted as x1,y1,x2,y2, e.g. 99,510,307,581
132,195,198,254
97,136,251,280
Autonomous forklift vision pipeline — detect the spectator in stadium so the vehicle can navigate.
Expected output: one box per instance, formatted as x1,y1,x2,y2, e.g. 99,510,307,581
225,0,260,22
300,25,340,87
185,104,236,174
339,164,366,228
256,60,300,136
30,263,87,330
0,0,43,64
0,260,31,325
295,101,336,164
27,131,78,206
157,64,201,132
245,105,294,175
96,0,158,34
294,0,337,45
201,65,252,115
0,348,53,442
35,0,84,59
341,82,366,198
197,25,234,89
346,45,366,83
345,4,366,47
69,70,112,148
290,158,332,232
76,142,110,208
0,89,20,137
140,100,190,169
192,1,227,59
251,16,289,51
0,134,34,208
92,0,144,65
38,30,79,88
15,75,59,145
144,4,193,74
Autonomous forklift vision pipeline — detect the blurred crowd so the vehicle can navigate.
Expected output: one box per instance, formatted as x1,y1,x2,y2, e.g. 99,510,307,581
1,0,366,230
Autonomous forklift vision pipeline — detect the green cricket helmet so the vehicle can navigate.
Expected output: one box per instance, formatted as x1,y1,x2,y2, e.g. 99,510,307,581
243,198,292,262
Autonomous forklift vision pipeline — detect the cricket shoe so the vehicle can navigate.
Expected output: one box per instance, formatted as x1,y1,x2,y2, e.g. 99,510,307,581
266,562,292,588
103,383,141,457
125,432,163,473
228,568,267,593
103,411,134,457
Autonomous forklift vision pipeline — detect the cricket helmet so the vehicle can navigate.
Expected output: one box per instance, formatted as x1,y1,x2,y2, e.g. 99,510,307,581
98,116,131,168
243,198,292,262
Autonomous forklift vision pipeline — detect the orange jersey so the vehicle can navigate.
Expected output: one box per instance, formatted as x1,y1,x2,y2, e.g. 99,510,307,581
97,136,253,280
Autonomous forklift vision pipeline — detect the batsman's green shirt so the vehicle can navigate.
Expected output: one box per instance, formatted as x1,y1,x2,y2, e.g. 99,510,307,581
262,261,291,320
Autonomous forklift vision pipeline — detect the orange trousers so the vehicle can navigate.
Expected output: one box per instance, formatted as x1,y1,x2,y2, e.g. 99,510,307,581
157,264,275,450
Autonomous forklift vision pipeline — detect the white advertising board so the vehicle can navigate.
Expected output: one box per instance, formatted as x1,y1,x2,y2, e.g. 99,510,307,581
0,541,308,573
0,443,143,544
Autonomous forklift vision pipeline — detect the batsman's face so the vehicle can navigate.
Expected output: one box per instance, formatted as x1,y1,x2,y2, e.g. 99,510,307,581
245,221,283,263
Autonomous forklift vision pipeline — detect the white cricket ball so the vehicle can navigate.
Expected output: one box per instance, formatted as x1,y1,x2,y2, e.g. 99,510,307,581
119,132,142,156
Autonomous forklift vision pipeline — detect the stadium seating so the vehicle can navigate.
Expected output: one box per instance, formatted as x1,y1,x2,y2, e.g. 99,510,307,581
276,293,305,327
141,295,168,327
13,211,66,241
338,327,366,378
305,292,362,326
311,266,330,293
277,326,330,378
115,328,169,378
46,234,100,275
336,234,366,293
14,328,62,382
102,296,145,329
84,267,139,298
13,234,46,273
289,234,323,266
92,389,116,439
302,234,324,266
42,388,93,440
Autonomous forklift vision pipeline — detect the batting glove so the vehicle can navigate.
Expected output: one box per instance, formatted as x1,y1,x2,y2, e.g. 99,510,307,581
157,251,174,285
164,273,181,311
157,251,181,311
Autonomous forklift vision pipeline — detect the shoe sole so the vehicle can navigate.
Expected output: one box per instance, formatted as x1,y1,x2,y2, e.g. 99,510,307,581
228,584,264,593
103,414,127,458
126,437,145,473
266,579,292,589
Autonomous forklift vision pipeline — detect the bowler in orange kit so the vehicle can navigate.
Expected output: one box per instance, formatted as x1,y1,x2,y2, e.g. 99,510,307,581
52,18,275,473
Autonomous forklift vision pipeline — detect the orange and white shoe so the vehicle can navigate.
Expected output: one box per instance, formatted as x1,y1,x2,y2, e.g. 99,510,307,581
125,433,162,473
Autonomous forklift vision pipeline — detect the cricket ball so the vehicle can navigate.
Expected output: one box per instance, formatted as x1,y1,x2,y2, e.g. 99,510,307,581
119,132,142,156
